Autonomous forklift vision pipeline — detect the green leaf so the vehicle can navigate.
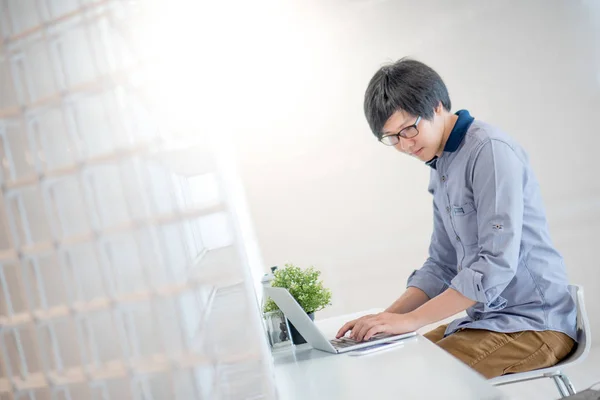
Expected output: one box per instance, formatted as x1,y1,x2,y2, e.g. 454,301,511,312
263,263,332,314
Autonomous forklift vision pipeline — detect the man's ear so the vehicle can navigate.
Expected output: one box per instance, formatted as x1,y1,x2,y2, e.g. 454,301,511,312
434,102,444,115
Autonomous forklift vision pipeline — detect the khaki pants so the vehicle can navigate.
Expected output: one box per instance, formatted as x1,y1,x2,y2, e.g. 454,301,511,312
424,324,575,379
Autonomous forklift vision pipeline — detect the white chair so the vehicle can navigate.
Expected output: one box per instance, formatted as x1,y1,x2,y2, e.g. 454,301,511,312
489,285,591,398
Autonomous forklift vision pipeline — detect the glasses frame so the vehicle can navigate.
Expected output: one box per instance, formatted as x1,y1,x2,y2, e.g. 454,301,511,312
379,116,422,146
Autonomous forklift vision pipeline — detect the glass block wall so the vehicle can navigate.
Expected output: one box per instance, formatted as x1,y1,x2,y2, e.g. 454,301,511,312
0,1,276,399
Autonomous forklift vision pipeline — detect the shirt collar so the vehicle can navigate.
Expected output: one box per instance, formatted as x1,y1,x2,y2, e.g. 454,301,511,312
425,109,474,169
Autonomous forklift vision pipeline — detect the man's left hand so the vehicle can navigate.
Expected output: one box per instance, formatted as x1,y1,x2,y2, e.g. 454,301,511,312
348,312,421,341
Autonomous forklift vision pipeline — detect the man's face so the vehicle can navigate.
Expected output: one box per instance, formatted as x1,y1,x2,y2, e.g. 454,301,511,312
381,109,443,162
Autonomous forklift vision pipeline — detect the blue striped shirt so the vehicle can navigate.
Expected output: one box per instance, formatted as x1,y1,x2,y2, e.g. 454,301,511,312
407,110,577,340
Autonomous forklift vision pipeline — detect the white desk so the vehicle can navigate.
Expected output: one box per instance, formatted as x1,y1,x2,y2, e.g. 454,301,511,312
272,310,508,400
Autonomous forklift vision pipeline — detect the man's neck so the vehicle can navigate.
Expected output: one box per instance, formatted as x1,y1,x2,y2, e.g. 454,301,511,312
435,113,459,157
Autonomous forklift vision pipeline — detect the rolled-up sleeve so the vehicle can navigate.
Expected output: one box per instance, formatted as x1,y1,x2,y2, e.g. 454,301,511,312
407,195,458,299
450,139,524,311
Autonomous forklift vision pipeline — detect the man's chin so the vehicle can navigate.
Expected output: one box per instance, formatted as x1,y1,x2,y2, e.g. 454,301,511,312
414,150,428,160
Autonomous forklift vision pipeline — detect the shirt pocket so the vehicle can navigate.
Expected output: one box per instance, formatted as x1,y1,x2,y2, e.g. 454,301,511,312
452,202,478,246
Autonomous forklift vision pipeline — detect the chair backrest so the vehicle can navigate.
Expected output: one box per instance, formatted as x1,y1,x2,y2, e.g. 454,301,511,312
558,284,592,366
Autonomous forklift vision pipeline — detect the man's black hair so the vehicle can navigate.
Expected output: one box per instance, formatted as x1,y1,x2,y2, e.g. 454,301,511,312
364,58,451,139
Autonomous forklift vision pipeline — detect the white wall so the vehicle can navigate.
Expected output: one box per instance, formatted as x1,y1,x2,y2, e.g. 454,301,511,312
232,0,600,342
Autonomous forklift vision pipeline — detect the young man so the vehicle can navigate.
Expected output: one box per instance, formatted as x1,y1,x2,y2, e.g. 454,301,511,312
336,58,577,378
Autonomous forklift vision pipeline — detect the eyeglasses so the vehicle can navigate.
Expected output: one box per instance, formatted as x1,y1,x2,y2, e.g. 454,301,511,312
379,116,422,146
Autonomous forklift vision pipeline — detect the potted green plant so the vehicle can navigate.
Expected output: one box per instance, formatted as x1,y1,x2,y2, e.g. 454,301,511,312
264,263,332,345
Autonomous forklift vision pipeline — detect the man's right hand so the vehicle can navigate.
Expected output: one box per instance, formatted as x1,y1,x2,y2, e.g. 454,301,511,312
336,314,376,339
337,288,430,339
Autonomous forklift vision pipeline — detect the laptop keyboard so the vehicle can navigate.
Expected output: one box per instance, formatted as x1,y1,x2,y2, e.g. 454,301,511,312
330,333,393,348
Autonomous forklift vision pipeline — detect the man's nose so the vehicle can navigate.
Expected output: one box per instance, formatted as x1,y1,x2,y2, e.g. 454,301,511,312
395,137,414,152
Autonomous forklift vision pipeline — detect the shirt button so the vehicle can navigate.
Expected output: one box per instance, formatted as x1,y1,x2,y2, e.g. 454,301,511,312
446,206,451,213
441,175,446,182
456,236,461,242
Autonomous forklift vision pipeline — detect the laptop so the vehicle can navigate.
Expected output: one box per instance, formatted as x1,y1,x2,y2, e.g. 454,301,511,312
264,287,416,354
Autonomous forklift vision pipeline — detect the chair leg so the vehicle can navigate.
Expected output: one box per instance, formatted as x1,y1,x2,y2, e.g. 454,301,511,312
558,373,576,396
552,375,570,398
